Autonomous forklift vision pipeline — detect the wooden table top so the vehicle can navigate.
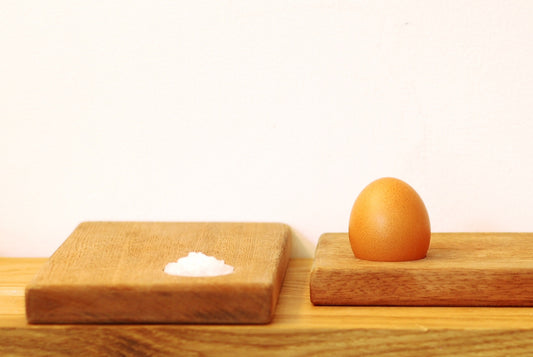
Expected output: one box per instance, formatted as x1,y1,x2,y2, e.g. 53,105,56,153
2,257,533,356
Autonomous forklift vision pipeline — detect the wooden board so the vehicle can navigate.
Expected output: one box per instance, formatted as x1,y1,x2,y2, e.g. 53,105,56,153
310,232,533,306
25,222,291,324
5,258,533,356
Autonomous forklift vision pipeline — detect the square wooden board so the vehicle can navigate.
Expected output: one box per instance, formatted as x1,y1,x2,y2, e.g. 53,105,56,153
310,232,533,306
26,222,291,324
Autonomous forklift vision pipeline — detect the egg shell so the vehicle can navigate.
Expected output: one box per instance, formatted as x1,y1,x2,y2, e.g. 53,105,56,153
348,177,431,262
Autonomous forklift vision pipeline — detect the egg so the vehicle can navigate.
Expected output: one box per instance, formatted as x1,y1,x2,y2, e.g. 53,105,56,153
348,177,431,262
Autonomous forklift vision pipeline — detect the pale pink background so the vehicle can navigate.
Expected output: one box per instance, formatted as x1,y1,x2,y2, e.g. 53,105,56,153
2,1,532,257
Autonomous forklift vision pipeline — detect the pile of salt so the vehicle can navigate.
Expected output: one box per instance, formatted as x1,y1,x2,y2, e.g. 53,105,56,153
164,252,234,277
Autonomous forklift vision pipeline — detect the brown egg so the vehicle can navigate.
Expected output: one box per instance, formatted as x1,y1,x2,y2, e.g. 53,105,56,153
349,177,431,262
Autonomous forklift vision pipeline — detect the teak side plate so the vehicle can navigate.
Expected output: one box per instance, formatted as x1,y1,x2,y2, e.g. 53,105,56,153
310,232,533,306
26,222,291,324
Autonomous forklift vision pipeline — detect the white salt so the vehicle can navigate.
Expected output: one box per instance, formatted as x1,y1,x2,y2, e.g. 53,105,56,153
164,252,234,277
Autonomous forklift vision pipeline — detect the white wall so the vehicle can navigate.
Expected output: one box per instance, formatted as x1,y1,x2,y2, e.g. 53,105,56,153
2,1,532,258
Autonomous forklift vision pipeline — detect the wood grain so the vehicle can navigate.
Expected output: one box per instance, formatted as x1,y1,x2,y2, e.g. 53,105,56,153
311,232,533,306
25,222,291,324
4,257,533,356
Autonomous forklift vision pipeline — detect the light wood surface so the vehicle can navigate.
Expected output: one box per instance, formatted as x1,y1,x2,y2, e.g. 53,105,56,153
25,222,291,324
311,232,533,306
3,256,533,355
